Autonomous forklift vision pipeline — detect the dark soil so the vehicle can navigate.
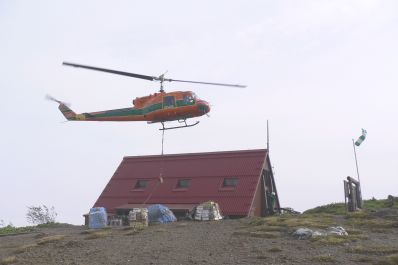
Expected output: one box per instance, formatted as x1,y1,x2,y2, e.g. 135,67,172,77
1,216,398,265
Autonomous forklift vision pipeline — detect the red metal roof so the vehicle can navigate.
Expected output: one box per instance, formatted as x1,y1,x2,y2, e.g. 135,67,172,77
94,149,268,216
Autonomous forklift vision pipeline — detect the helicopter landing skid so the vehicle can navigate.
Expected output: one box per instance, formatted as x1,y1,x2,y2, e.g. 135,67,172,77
159,120,200,131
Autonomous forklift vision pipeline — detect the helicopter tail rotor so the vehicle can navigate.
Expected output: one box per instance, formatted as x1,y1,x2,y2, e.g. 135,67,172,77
46,94,71,107
45,94,62,104
46,95,76,120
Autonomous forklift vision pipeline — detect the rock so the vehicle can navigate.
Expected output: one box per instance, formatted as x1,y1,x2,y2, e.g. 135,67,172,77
293,228,314,240
293,226,348,239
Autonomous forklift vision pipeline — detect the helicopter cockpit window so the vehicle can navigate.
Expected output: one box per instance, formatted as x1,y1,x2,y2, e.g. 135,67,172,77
183,94,195,104
163,96,175,108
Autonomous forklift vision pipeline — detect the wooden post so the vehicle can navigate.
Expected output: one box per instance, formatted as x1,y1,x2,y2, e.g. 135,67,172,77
344,180,348,213
347,176,363,209
352,139,361,183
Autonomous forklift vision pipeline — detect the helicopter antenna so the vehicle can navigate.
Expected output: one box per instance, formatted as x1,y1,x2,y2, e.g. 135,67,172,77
62,62,247,92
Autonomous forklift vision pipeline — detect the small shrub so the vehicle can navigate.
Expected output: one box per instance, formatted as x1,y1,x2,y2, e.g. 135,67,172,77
26,205,57,225
0,225,35,235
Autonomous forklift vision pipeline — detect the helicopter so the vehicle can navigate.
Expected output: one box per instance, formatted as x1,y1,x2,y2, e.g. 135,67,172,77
49,62,246,130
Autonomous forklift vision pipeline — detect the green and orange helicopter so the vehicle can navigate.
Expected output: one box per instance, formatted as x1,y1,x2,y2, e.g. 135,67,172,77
49,62,246,130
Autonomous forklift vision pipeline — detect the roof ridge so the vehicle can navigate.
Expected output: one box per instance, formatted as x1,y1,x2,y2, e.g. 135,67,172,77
123,148,267,160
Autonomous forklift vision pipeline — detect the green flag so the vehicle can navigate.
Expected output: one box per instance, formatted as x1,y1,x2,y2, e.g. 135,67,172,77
355,129,367,146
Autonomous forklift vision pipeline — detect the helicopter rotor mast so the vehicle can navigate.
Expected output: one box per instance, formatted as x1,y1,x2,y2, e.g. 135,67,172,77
62,62,246,92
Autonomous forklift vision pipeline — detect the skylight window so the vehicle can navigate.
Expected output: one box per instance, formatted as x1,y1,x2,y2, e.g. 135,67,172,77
176,179,191,188
222,178,239,187
134,180,149,189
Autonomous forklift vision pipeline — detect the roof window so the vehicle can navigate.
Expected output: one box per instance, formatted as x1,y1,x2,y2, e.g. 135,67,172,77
176,179,191,189
134,180,149,189
222,178,239,187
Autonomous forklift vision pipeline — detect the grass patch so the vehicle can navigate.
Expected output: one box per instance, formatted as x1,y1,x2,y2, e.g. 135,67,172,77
36,235,65,245
154,228,167,233
123,226,145,235
304,198,398,215
346,211,371,220
84,230,109,240
0,225,35,236
268,247,282,252
254,225,286,232
345,228,363,235
245,214,335,230
233,231,279,239
304,203,346,215
124,230,140,236
311,234,368,245
352,256,373,263
377,254,398,265
122,226,136,231
81,228,111,235
346,218,398,229
348,245,398,255
245,217,267,226
13,243,38,254
0,256,17,265
364,198,398,210
310,255,336,263
35,222,59,228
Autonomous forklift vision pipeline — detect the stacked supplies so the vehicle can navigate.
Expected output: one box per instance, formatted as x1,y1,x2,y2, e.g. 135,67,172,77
194,201,223,221
128,208,149,228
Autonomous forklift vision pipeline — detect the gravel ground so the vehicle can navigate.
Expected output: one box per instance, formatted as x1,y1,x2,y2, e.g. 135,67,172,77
1,218,398,265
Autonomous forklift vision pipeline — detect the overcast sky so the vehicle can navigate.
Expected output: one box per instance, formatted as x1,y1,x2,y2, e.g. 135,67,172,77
1,0,397,226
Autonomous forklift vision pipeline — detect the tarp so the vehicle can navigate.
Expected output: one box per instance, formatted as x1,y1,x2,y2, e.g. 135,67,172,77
147,204,176,224
88,207,107,229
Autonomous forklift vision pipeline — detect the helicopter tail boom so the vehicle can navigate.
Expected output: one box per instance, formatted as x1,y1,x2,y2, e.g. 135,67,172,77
58,103,77,120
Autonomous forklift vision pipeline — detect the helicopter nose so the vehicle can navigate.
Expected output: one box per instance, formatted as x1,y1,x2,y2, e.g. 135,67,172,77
197,100,210,114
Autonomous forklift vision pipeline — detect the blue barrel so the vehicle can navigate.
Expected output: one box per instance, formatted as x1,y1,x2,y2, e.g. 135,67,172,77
88,207,108,229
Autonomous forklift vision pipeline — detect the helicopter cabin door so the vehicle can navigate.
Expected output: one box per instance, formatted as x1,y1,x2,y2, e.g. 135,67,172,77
163,95,176,109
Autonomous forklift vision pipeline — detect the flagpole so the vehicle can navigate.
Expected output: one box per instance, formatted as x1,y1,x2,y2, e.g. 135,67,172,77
352,139,361,183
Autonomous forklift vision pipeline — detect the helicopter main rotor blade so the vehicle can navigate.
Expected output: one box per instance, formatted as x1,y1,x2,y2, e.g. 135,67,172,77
63,62,246,88
62,62,156,81
169,79,246,88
